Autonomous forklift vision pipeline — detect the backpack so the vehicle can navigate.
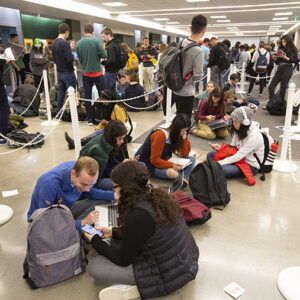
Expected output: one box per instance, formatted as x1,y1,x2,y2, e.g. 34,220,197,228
158,40,199,91
255,50,268,73
126,52,139,70
266,93,286,115
144,94,159,111
254,131,278,181
23,204,86,289
117,44,129,70
217,43,231,70
7,129,45,148
189,160,231,208
172,190,211,225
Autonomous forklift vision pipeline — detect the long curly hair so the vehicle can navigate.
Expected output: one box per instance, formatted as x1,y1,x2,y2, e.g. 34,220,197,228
110,161,182,230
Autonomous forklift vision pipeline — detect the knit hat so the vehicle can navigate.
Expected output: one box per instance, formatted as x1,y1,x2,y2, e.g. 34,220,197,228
231,104,258,125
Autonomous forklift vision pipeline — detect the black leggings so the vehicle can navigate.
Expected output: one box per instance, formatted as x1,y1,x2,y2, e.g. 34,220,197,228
248,71,266,94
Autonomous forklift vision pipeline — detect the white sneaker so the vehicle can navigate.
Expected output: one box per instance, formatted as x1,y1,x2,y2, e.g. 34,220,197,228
99,285,141,300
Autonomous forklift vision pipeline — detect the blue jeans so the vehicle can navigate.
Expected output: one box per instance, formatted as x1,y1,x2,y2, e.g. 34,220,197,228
8,97,35,116
0,85,10,136
152,156,196,179
195,65,208,93
207,151,258,178
104,72,117,91
57,72,77,110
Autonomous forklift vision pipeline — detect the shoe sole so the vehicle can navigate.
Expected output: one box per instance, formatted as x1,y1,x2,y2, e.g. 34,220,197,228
99,285,140,300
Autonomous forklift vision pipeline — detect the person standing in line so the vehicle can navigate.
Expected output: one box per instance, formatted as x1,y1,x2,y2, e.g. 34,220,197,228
76,24,107,125
101,28,121,91
172,14,207,119
237,45,250,69
0,57,10,144
10,34,26,86
140,37,157,99
200,38,210,91
52,23,76,111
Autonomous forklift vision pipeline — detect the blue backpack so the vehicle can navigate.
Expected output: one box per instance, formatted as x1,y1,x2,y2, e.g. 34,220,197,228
255,50,268,73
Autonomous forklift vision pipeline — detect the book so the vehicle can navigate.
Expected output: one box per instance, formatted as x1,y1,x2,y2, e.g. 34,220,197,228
169,156,192,169
207,119,228,130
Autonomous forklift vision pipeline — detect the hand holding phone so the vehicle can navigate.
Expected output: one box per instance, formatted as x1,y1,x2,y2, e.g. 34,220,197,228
82,224,103,237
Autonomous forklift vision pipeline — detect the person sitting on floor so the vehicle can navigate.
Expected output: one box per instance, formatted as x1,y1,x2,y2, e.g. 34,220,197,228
79,120,129,190
116,74,129,98
223,90,236,123
64,90,131,149
194,81,216,110
134,113,196,185
192,87,229,140
123,72,145,112
207,105,263,185
223,73,245,107
8,76,40,116
85,160,199,300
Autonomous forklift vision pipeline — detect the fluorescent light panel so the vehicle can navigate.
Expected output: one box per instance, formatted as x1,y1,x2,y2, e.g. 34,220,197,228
166,21,180,24
186,0,210,2
216,20,230,23
210,15,227,19
153,18,170,21
102,2,127,6
273,17,289,20
274,12,292,15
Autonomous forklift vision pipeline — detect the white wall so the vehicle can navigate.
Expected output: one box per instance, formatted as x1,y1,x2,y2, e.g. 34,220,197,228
219,36,261,47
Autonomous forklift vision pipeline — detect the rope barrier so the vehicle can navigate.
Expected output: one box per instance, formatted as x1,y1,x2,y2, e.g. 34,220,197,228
123,98,163,110
236,69,273,80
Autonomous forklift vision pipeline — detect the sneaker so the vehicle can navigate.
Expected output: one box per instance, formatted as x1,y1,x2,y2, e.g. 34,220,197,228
87,119,93,126
99,285,141,300
262,106,267,110
247,93,251,96
259,94,262,97
181,178,188,189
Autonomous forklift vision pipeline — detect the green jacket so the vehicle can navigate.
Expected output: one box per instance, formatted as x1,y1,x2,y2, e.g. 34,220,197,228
79,134,112,184
76,36,107,73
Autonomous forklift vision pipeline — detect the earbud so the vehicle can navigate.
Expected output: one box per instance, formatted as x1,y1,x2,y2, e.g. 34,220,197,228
241,107,250,126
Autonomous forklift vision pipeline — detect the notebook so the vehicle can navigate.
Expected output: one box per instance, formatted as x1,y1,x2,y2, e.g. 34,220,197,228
207,119,228,130
0,43,24,60
95,204,118,228
169,156,192,169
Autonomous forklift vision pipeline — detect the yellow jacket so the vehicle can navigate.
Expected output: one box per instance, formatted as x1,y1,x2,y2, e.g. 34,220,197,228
95,105,128,130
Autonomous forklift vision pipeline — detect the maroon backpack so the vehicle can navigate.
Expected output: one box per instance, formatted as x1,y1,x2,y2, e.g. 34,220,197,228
172,190,211,225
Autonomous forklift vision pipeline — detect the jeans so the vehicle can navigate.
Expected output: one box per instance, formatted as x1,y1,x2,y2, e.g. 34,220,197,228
152,156,196,179
82,75,105,120
248,72,266,94
211,65,225,88
172,93,194,119
14,67,25,86
57,71,77,110
0,85,10,136
207,151,259,178
195,65,207,93
8,97,35,116
104,72,118,91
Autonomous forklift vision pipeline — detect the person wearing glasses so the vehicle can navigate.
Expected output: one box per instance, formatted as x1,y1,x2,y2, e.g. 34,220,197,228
27,157,116,232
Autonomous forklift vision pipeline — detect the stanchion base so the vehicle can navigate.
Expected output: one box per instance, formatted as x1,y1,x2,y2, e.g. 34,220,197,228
160,122,171,129
277,266,300,300
291,134,300,141
273,159,298,173
41,120,59,127
235,89,247,94
0,205,13,225
291,126,300,133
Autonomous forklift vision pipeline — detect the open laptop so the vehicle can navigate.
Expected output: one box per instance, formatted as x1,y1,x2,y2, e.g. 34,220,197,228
94,204,118,228
164,171,184,194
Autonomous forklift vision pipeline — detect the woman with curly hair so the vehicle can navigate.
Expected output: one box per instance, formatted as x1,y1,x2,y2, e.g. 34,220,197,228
84,161,199,300
79,120,129,190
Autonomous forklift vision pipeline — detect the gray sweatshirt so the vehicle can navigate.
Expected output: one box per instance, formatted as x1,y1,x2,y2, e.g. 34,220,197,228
174,38,204,97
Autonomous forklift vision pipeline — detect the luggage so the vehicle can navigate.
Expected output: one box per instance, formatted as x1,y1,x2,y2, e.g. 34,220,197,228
189,160,230,208
23,204,86,288
7,129,44,149
172,190,211,225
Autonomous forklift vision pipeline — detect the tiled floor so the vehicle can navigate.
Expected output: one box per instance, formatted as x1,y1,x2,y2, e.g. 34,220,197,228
0,106,300,300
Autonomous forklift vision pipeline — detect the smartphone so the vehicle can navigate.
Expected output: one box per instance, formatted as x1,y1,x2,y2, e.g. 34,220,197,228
211,115,216,120
82,224,103,237
135,155,140,160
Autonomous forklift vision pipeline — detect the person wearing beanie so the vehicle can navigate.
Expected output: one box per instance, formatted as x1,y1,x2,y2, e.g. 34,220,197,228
207,104,265,183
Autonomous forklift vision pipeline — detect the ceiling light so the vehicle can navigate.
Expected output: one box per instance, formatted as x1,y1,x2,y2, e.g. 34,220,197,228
102,2,127,6
153,18,170,21
273,17,289,20
274,12,292,16
166,21,180,24
186,0,210,2
216,20,231,23
210,15,227,19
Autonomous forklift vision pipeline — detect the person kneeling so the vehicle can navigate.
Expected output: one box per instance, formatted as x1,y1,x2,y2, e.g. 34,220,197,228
85,161,199,300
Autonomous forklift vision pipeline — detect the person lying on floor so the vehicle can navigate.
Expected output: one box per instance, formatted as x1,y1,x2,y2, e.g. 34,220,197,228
85,161,199,300
207,104,263,185
134,113,196,185
64,89,130,149
192,87,229,140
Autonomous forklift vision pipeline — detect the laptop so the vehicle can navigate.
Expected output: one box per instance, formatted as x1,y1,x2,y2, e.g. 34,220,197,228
163,171,184,194
94,204,118,228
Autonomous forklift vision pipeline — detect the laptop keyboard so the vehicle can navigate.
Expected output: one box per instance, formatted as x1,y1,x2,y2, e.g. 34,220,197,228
108,205,118,227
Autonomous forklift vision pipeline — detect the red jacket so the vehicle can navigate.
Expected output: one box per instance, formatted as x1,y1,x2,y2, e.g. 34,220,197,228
213,143,256,185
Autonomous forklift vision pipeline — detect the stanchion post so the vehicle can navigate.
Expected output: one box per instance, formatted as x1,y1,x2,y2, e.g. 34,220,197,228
9,64,16,92
43,69,52,122
139,63,143,86
240,62,246,92
229,64,234,78
68,87,81,159
165,88,172,127
207,67,211,82
233,64,237,74
74,66,78,80
54,63,58,84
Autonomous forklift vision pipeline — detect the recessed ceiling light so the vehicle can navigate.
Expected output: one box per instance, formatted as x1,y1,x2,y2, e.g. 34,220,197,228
216,19,231,23
186,0,210,2
274,12,292,16
273,17,289,20
269,25,282,28
102,2,127,7
153,18,170,21
166,21,181,24
210,15,227,19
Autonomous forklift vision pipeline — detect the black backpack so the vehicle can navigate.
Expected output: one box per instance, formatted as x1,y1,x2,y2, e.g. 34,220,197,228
189,160,230,208
7,129,45,149
158,40,198,91
266,93,286,115
117,44,129,70
217,43,231,70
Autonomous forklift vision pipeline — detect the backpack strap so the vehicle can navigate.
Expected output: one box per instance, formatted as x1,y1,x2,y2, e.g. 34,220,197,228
23,257,38,289
202,162,219,206
253,132,269,181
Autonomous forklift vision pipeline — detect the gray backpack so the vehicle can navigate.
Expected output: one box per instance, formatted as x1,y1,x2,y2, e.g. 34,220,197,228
23,204,86,288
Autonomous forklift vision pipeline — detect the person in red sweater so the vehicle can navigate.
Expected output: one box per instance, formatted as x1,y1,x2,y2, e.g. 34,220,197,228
192,87,229,140
135,114,196,183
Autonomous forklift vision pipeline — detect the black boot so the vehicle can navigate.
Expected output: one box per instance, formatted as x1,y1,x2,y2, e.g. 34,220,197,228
65,131,99,150
64,132,75,150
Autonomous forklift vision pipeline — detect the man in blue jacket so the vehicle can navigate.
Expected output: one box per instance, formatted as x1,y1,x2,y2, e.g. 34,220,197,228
27,156,116,231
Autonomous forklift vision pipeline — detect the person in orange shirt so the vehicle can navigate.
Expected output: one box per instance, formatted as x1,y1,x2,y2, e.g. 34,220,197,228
135,114,195,185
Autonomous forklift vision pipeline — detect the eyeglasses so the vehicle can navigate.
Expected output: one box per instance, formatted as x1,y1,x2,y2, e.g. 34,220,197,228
113,184,120,189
